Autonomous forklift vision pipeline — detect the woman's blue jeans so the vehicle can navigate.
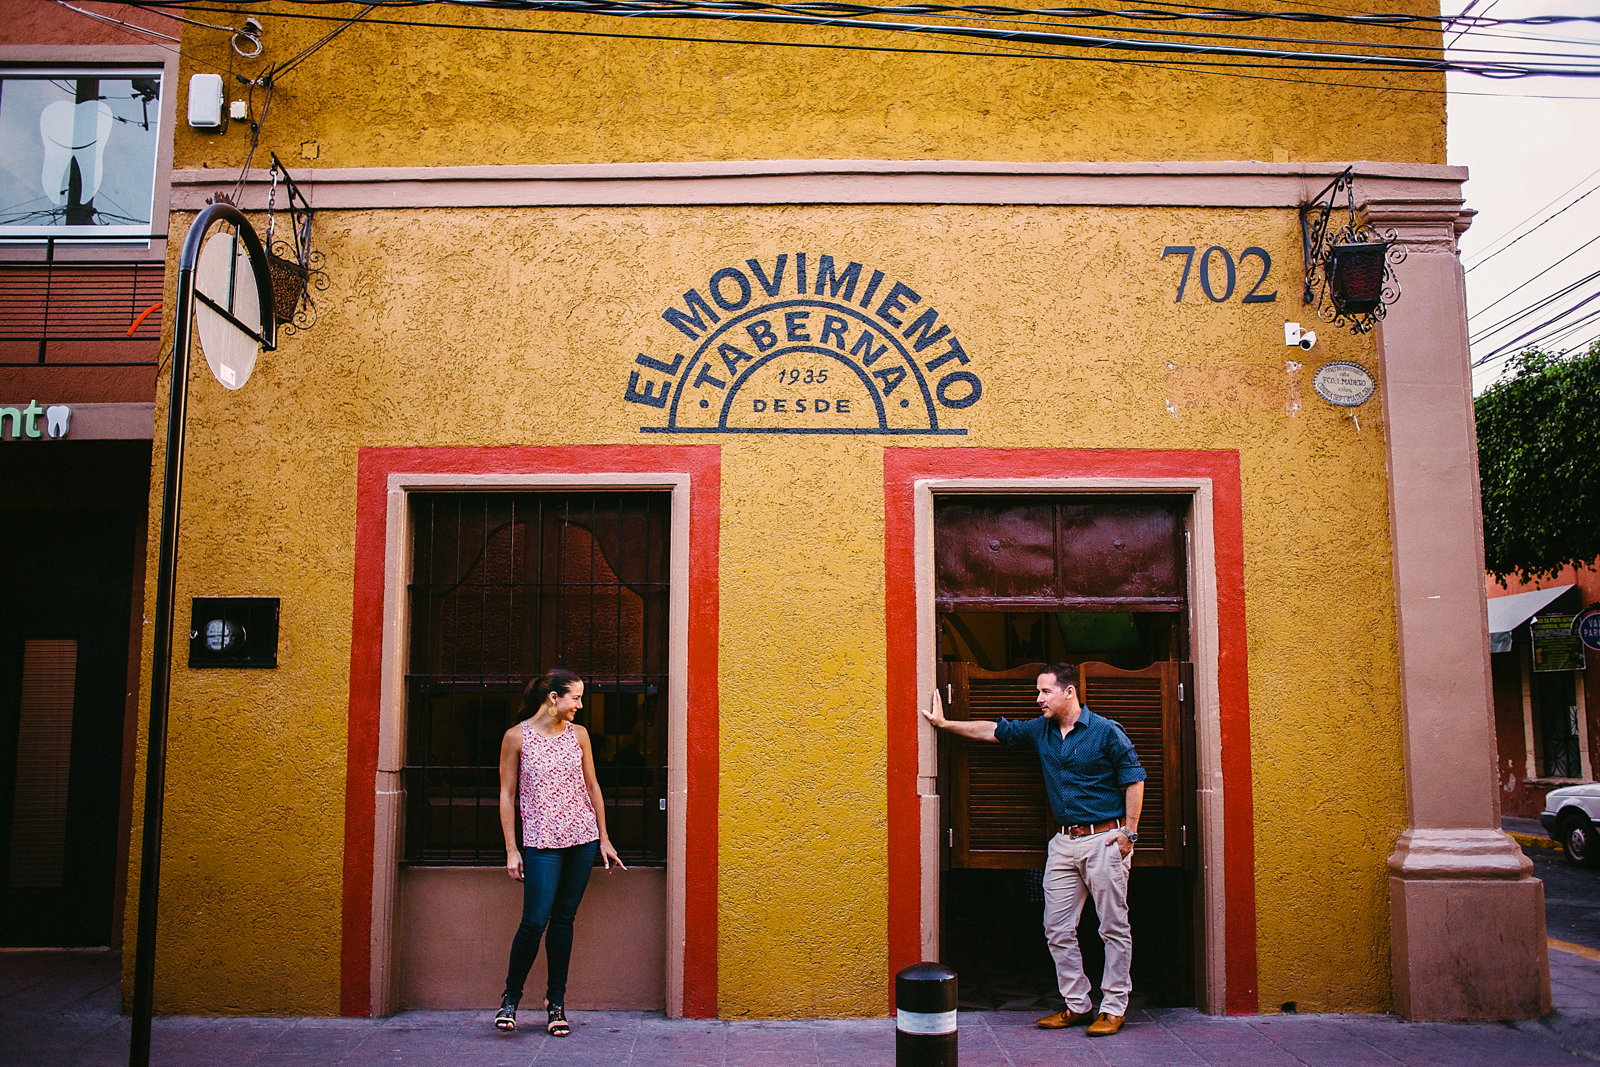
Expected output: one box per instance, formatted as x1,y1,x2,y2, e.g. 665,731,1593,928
503,839,597,1007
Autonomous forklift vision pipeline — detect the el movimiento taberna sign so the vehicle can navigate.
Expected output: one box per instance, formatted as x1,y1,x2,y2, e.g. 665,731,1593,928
623,253,982,435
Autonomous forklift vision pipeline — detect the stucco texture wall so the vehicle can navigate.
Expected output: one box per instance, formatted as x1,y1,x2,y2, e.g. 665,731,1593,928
171,3,1445,169
126,202,1405,1016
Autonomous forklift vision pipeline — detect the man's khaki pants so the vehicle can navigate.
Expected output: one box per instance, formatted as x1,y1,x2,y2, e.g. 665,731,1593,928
1043,827,1133,1017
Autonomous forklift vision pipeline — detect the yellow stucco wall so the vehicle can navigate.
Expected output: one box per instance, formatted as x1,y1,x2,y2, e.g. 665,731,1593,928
171,3,1445,168
125,201,1406,1016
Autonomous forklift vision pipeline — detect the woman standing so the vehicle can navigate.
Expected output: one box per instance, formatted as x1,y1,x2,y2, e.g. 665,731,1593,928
495,668,624,1035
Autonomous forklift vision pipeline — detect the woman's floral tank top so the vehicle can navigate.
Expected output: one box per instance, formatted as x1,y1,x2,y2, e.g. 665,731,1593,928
519,722,600,849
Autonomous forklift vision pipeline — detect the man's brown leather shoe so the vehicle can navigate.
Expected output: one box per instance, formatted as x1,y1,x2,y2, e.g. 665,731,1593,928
1085,1012,1125,1036
1035,1008,1095,1029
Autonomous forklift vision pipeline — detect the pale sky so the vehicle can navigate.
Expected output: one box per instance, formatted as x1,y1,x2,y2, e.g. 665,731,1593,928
1445,0,1600,391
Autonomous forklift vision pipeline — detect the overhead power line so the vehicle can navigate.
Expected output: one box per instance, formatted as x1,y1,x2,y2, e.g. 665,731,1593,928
265,3,377,79
1472,279,1600,364
1532,305,1600,353
1470,264,1600,344
54,1,180,41
1473,296,1600,365
130,0,1600,32
1468,232,1600,322
1560,330,1600,356
1498,303,1600,360
1467,179,1600,273
129,0,1600,79
1445,0,1496,49
1467,163,1600,258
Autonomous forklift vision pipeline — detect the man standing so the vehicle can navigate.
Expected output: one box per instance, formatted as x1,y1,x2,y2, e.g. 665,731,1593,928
922,662,1145,1036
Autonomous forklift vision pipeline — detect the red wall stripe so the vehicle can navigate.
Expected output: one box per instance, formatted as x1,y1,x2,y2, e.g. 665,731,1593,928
881,448,1258,1015
339,445,721,1018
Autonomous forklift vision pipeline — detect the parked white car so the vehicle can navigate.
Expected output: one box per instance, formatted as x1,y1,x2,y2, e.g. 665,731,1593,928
1540,784,1600,867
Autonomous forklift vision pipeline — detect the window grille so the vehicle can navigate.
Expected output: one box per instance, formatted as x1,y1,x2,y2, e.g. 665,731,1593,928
403,492,670,867
1535,671,1581,779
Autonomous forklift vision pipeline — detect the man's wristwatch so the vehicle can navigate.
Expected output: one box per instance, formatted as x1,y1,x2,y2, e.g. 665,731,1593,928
1123,831,1138,843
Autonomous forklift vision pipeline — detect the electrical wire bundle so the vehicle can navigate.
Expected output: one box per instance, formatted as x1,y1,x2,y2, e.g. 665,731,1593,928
63,1,1600,374
101,0,1600,88
1468,166,1600,374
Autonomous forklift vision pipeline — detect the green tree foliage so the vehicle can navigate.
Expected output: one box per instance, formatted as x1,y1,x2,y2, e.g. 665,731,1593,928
1475,345,1600,584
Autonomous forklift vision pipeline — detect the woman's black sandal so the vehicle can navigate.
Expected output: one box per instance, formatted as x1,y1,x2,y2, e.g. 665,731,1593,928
494,993,519,1031
547,1004,570,1037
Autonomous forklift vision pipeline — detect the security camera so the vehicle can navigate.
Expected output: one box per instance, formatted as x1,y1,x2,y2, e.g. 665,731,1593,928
1284,322,1317,351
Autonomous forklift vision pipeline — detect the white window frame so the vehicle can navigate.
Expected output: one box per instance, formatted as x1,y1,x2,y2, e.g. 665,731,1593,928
0,46,178,259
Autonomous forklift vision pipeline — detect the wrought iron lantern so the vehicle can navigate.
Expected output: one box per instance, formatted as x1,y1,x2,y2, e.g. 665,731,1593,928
1300,168,1405,333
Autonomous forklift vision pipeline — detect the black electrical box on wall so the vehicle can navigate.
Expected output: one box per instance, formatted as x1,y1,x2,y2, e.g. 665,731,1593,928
188,597,280,668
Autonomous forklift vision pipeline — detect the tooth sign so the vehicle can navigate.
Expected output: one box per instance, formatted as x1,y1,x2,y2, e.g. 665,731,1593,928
39,100,113,207
45,406,70,438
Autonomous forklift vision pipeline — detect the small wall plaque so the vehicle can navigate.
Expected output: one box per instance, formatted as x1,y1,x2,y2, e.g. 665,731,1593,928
189,597,279,668
1312,361,1376,406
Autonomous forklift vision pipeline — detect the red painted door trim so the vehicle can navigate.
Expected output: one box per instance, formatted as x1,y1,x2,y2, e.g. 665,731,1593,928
339,445,720,1017
882,448,1258,1015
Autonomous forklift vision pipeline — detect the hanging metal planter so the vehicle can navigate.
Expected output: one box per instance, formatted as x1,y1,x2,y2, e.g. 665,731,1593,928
267,251,309,325
263,152,328,334
1300,168,1405,334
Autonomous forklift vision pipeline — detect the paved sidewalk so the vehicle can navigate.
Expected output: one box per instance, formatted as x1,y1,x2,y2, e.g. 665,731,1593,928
3,948,1597,1067
1544,939,1600,1058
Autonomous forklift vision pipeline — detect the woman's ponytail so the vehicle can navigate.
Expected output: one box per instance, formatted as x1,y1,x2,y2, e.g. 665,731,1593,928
519,667,582,721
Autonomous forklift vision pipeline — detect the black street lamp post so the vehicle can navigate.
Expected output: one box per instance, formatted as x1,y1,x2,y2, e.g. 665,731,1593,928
129,203,275,1067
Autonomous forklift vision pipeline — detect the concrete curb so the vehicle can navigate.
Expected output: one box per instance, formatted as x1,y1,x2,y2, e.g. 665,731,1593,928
1510,831,1560,850
1517,1010,1600,1063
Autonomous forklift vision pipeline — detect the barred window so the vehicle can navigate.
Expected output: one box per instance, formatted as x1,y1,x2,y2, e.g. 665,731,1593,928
1536,671,1581,779
403,492,671,867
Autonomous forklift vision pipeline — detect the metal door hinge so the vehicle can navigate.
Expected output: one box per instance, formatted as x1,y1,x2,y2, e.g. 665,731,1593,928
947,683,953,704
1177,682,1184,702
659,798,667,811
1181,825,1187,846
948,828,954,847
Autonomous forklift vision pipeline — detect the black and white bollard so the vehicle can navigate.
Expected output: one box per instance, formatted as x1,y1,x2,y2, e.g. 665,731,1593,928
895,962,958,1067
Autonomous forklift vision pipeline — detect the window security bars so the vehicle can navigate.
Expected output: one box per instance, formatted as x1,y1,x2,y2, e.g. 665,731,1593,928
1536,672,1582,780
403,493,671,867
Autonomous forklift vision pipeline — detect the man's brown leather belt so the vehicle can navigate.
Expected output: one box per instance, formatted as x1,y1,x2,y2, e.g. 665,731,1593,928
1059,818,1123,838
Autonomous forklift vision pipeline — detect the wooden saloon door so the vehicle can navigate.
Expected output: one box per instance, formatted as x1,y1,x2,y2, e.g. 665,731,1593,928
947,661,1184,868
935,494,1192,871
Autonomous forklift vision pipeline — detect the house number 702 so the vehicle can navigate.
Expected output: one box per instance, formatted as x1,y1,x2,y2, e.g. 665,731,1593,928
1162,245,1278,304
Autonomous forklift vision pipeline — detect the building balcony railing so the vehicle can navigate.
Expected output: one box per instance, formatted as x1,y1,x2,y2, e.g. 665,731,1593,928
1,236,167,368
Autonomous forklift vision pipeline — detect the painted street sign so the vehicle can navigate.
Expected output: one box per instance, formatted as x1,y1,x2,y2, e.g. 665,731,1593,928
624,253,982,435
